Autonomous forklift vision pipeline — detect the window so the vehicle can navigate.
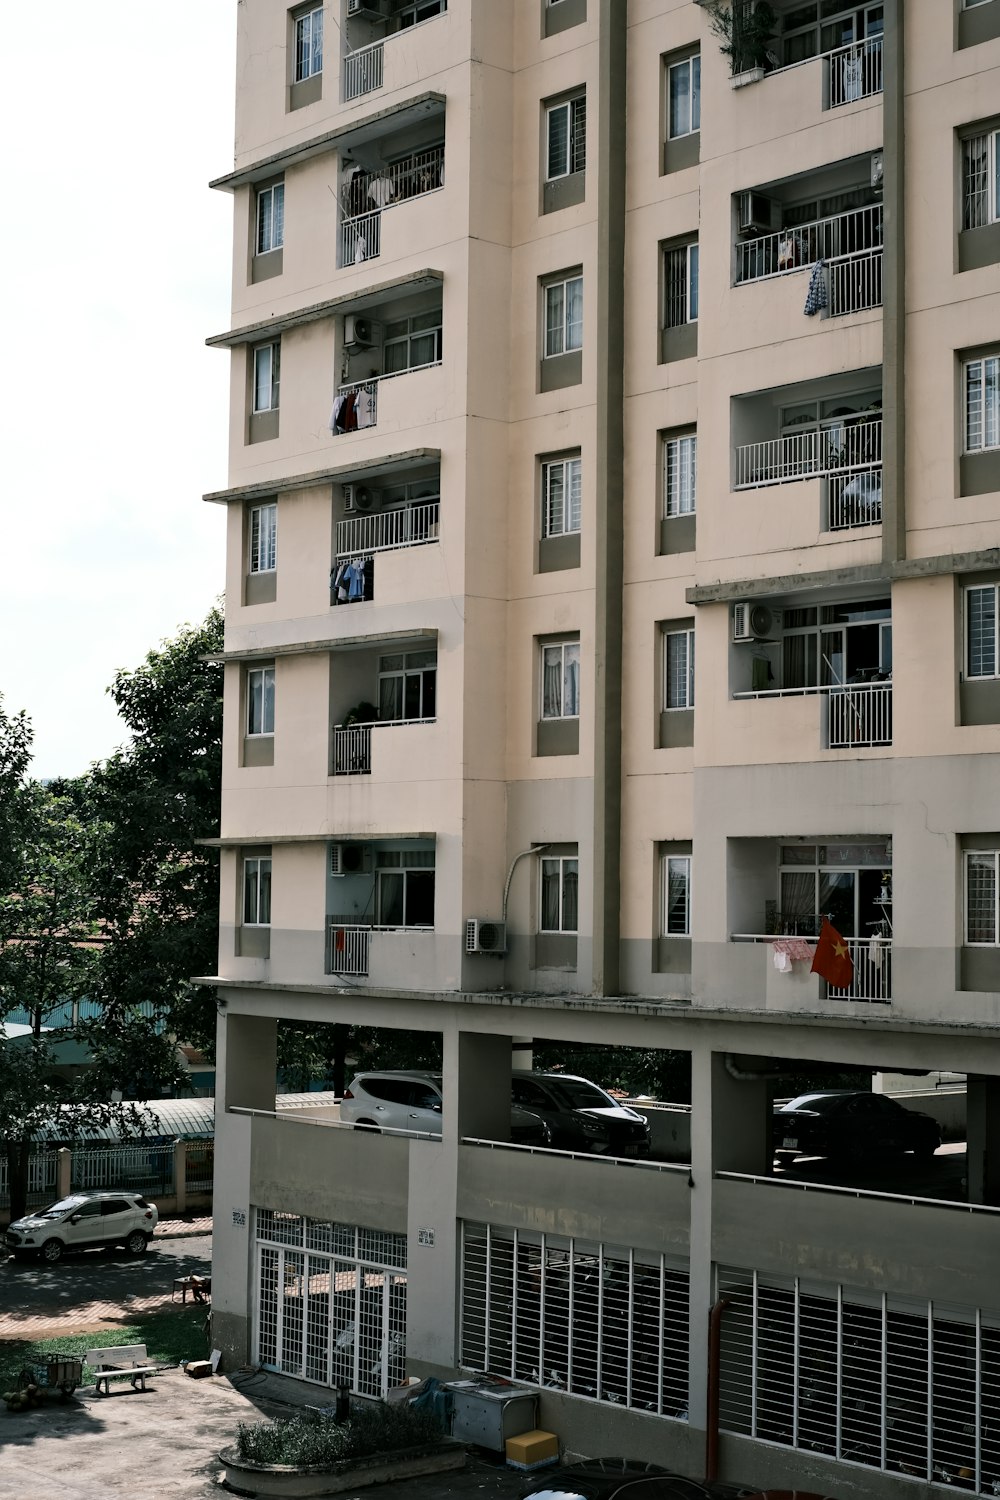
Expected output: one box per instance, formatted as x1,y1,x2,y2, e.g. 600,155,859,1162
962,131,999,229
967,585,1000,678
664,628,695,710
546,93,586,180
965,355,1000,452
256,183,284,255
662,855,691,936
243,856,272,926
542,455,582,537
540,855,579,933
375,848,435,927
294,5,323,82
668,55,700,139
778,840,890,939
390,0,445,25
544,275,584,357
253,342,280,413
663,242,698,327
377,650,437,721
966,0,993,7
541,640,580,719
664,435,697,518
383,310,442,374
967,851,1000,944
249,503,277,574
779,3,883,66
247,666,276,736
781,598,891,689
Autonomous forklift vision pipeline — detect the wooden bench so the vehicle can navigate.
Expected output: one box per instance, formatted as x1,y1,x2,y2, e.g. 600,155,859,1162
85,1344,158,1396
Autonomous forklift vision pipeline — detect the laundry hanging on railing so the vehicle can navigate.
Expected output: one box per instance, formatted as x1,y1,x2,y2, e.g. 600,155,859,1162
329,385,376,434
771,937,815,973
803,259,828,316
330,556,374,604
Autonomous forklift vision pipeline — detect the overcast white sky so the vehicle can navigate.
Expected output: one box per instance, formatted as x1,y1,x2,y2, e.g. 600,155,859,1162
0,4,237,779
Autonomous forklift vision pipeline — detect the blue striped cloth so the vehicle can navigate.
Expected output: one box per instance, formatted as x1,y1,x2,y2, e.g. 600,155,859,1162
803,259,828,316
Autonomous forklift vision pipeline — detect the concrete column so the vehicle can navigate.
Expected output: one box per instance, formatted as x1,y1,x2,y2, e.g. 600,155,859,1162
966,1075,1000,1204
56,1147,71,1199
173,1139,187,1214
212,1010,277,1368
458,1032,513,1140
512,1037,533,1073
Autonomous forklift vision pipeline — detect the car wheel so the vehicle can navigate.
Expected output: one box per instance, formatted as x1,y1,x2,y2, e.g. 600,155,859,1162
126,1230,149,1256
912,1139,940,1161
354,1119,381,1133
40,1238,64,1264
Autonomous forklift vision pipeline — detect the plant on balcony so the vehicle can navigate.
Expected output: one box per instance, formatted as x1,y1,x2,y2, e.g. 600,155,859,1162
701,0,778,76
343,700,379,728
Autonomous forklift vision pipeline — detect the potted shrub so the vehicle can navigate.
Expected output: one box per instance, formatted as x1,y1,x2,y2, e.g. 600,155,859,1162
702,0,778,86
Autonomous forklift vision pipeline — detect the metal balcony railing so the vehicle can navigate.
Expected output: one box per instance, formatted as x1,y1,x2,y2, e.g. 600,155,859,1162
826,681,892,748
339,146,445,267
343,39,384,101
734,416,882,489
827,35,883,108
331,377,379,435
826,465,882,529
828,246,882,316
340,209,381,267
736,204,882,285
337,500,440,559
331,716,436,775
326,919,371,977
732,929,892,1002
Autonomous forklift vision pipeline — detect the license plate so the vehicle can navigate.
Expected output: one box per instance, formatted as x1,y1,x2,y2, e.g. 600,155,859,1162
782,1137,798,1150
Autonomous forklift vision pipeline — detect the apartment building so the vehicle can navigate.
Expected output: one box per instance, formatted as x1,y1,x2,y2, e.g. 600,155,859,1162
203,1,1000,1493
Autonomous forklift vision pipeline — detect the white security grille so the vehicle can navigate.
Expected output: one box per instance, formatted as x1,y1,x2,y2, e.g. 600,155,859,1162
253,1211,407,1397
717,1266,1000,1492
460,1222,689,1418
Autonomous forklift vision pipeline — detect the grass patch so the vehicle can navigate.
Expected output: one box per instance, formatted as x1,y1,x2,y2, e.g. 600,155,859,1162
0,1304,209,1390
236,1401,443,1467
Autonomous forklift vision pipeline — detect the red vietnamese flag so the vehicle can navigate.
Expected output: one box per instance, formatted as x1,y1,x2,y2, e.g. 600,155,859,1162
810,918,854,988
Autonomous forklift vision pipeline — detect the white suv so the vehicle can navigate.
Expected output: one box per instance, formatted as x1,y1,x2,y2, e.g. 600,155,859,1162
339,1071,552,1146
4,1191,159,1264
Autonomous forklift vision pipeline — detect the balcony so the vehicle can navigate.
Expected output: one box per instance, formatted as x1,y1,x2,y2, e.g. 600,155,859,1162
341,1,447,103
732,929,891,1003
736,204,882,317
331,716,435,775
827,35,883,109
826,679,892,748
735,417,882,529
339,144,445,269
337,499,439,559
327,919,371,976
331,287,443,438
344,39,384,102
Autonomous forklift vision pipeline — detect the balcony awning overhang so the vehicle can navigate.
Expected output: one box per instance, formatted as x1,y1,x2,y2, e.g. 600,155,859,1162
205,628,437,665
209,92,446,192
197,831,437,849
203,449,440,505
206,269,443,349
686,548,1000,606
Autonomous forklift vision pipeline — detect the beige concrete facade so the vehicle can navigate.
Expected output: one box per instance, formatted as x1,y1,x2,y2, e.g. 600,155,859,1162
206,2,1000,1495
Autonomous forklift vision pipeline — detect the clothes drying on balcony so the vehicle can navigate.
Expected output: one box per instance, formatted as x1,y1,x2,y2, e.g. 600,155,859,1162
331,556,374,604
330,386,375,434
803,259,828,316
771,938,815,972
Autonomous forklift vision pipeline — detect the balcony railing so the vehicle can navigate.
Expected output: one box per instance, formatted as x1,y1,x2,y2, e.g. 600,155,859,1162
828,35,883,108
825,465,882,529
734,416,882,489
331,359,443,437
331,716,436,775
828,246,882,316
736,205,882,285
732,931,892,1003
337,500,440,560
343,39,384,101
340,209,381,267
339,146,445,268
826,680,892,748
327,919,371,977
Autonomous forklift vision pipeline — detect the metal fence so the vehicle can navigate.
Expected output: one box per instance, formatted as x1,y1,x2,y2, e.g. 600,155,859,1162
0,1152,59,1212
828,35,883,109
343,39,384,101
71,1144,176,1198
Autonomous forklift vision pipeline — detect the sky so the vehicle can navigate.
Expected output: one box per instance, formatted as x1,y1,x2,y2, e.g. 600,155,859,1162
0,4,237,780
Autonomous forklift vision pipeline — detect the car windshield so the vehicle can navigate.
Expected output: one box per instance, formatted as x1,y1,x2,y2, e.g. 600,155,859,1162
37,1195,91,1218
779,1093,845,1113
545,1079,616,1110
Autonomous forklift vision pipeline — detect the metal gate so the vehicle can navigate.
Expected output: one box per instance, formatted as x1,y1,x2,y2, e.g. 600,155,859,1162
253,1210,406,1397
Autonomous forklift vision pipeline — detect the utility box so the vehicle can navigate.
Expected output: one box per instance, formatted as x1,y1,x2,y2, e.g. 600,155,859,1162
446,1376,538,1452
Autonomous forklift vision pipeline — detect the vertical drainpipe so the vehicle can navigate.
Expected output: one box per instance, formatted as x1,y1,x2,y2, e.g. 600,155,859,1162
592,0,627,997
881,0,905,565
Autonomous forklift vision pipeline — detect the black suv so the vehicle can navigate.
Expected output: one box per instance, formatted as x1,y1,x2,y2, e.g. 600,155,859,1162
511,1072,650,1157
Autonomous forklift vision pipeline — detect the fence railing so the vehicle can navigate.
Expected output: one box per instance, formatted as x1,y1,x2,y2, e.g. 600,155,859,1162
736,204,882,284
735,416,882,490
826,463,882,529
826,681,892,748
70,1144,175,1196
0,1152,59,1211
337,500,440,559
332,716,436,776
828,246,882,316
340,208,381,267
327,920,372,977
343,39,384,101
732,932,892,1002
828,34,883,108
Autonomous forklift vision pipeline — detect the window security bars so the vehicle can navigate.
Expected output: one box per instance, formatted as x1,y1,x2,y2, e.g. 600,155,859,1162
547,96,587,179
343,39,384,101
663,855,691,936
735,417,882,491
966,851,999,945
736,205,882,287
460,1223,690,1418
544,277,584,358
664,435,697,518
663,243,698,327
254,1212,407,1397
963,132,998,231
966,357,1000,453
665,629,695,711
295,6,324,82
336,501,440,559
250,503,277,573
968,585,999,678
717,1266,1000,1492
828,35,883,107
256,184,285,256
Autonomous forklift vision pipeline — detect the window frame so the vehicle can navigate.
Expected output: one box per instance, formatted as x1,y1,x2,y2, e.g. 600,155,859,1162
390,0,446,26
375,847,435,929
382,309,443,375
377,650,437,722
543,274,584,358
252,342,280,414
294,5,324,82
664,627,695,711
964,354,1000,453
249,502,277,574
539,854,579,934
255,182,285,256
246,665,276,737
663,433,697,519
965,849,999,945
545,93,587,181
966,583,1000,679
541,454,582,538
243,855,272,927
961,129,999,230
667,54,701,140
662,854,692,937
663,241,699,328
540,638,581,720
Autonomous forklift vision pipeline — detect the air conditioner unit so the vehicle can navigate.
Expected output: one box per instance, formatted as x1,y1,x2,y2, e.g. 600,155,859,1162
330,843,372,876
465,918,507,956
733,602,777,643
870,151,884,193
343,484,379,513
343,314,380,351
737,191,774,236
